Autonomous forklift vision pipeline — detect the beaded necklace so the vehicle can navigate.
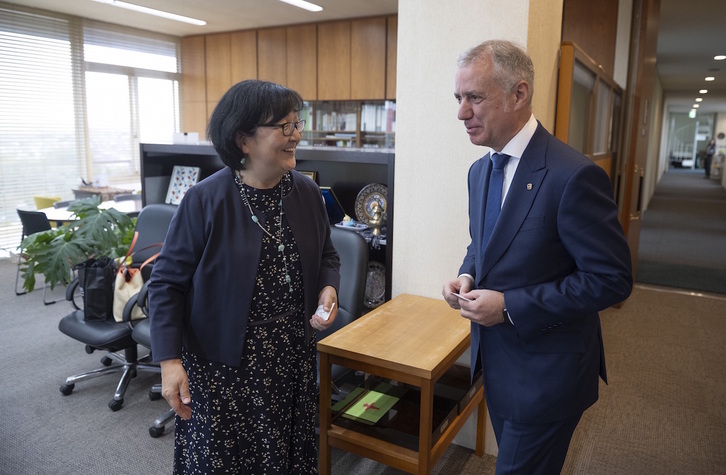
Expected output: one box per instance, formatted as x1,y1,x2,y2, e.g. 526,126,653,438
234,172,293,293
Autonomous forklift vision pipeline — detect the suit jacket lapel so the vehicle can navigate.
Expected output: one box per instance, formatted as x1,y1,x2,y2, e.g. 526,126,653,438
480,124,549,280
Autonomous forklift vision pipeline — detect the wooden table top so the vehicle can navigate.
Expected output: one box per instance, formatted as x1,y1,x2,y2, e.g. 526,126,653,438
317,294,470,381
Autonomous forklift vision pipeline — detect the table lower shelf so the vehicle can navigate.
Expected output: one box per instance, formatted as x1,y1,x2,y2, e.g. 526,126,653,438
324,383,484,473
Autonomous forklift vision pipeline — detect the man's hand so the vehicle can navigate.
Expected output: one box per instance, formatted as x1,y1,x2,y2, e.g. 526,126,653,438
160,359,191,420
457,289,507,327
442,276,473,309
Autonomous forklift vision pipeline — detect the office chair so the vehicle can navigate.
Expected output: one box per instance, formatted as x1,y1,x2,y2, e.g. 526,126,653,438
317,226,369,394
33,195,61,210
57,204,177,411
53,200,76,208
125,283,176,438
15,209,64,305
113,193,141,202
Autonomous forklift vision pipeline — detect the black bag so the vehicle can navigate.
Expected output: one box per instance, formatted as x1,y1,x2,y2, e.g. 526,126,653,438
73,257,117,321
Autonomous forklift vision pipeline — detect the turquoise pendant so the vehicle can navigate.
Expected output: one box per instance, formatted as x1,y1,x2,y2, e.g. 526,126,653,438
278,243,285,252
251,215,259,223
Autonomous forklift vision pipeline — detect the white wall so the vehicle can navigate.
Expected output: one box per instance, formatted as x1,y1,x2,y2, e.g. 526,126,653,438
393,0,532,456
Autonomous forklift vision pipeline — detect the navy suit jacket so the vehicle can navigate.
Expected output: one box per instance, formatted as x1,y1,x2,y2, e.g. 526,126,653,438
148,167,340,368
459,123,632,424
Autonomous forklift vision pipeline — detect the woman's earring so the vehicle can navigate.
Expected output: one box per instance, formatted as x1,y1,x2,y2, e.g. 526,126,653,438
240,157,246,166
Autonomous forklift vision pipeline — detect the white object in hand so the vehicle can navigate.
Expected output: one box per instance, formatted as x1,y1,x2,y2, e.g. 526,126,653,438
315,302,335,321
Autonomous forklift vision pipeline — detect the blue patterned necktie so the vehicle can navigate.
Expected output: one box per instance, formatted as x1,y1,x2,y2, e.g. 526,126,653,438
483,153,510,244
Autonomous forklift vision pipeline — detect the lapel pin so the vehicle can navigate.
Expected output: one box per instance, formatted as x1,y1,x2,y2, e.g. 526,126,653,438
527,183,533,190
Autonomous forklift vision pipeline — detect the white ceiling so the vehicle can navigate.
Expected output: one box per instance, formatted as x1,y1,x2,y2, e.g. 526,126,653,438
6,0,726,114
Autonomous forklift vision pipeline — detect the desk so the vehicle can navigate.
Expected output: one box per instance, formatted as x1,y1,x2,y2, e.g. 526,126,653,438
39,199,142,225
318,294,486,474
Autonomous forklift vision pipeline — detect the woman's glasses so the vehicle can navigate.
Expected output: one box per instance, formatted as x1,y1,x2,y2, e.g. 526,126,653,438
258,119,306,136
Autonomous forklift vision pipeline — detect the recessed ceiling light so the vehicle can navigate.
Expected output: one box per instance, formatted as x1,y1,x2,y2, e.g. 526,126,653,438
279,0,323,12
705,76,715,81
693,104,700,108
91,0,206,25
700,89,708,94
715,55,726,61
696,98,703,102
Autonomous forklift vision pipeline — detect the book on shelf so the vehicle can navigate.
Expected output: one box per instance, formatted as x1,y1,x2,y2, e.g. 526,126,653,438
341,389,400,425
165,166,200,205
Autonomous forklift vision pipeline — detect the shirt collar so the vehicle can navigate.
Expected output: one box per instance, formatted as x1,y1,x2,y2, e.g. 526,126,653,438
497,114,537,160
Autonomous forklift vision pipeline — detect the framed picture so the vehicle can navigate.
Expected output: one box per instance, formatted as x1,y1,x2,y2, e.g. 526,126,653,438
298,170,318,183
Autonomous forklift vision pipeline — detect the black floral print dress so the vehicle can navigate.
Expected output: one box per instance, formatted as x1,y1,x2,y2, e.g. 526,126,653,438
174,174,318,474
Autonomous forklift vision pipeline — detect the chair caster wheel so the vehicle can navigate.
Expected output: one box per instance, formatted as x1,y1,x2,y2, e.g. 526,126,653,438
108,399,124,411
149,390,162,401
60,383,75,396
101,356,113,366
149,426,165,438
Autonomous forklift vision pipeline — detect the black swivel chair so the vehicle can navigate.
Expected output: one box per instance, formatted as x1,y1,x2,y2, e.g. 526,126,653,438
57,204,177,411
15,209,64,305
317,226,369,393
124,283,177,438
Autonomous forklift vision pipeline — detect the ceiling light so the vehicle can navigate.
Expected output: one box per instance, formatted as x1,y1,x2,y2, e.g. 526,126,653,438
715,55,726,61
91,0,207,25
689,109,696,118
696,98,703,102
705,76,715,81
279,0,323,12
693,104,700,108
700,89,708,94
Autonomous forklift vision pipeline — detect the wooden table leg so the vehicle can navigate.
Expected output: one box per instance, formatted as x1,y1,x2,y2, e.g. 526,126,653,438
319,352,332,475
475,392,486,457
418,378,434,474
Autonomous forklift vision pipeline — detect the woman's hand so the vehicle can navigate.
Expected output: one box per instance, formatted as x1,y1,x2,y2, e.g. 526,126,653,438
310,285,338,331
160,359,192,420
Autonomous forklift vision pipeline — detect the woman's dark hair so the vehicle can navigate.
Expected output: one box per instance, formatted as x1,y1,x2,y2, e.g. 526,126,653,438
207,80,304,170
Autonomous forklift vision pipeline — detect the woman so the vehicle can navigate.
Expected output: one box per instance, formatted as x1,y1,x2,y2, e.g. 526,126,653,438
148,80,340,473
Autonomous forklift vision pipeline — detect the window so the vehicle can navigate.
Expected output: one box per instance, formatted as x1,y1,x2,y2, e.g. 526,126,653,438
0,3,180,255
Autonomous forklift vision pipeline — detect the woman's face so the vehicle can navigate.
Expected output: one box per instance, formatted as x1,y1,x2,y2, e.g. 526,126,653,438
237,110,301,183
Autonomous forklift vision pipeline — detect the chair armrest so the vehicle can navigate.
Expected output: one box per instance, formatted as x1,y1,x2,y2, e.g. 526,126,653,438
121,281,150,323
65,278,81,310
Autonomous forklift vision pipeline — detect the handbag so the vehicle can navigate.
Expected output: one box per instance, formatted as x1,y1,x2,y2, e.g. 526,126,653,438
112,232,161,322
73,256,117,321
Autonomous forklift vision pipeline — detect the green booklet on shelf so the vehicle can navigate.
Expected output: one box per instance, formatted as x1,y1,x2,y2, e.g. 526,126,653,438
342,389,399,425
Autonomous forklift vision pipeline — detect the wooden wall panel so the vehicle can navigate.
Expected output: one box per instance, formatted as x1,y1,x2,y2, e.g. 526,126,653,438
386,15,397,100
351,17,386,100
561,0,619,77
230,30,257,84
317,21,351,100
181,35,207,134
258,27,287,85
286,23,317,100
205,33,232,103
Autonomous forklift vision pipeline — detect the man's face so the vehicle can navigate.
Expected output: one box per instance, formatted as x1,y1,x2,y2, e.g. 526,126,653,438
454,60,518,152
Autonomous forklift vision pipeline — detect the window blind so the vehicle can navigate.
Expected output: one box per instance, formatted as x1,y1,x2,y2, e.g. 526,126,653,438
0,2,180,256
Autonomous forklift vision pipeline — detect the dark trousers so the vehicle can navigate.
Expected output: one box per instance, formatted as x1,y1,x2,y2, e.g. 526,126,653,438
704,155,713,178
489,409,583,475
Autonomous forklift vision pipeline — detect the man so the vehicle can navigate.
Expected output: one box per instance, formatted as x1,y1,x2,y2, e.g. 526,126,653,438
442,40,632,474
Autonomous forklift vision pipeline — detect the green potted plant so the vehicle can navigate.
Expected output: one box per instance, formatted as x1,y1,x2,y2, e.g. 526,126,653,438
19,197,137,292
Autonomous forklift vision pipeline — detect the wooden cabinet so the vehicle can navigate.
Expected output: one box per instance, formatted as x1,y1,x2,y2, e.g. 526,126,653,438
386,15,397,100
351,17,386,100
179,16,396,124
318,20,351,100
180,36,208,135
258,27,287,85
230,30,257,84
286,23,317,100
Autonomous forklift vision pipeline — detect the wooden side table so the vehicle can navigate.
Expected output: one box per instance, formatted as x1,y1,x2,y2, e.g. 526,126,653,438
318,294,486,474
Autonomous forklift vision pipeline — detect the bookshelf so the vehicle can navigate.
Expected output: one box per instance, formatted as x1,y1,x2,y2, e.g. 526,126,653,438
140,143,395,301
